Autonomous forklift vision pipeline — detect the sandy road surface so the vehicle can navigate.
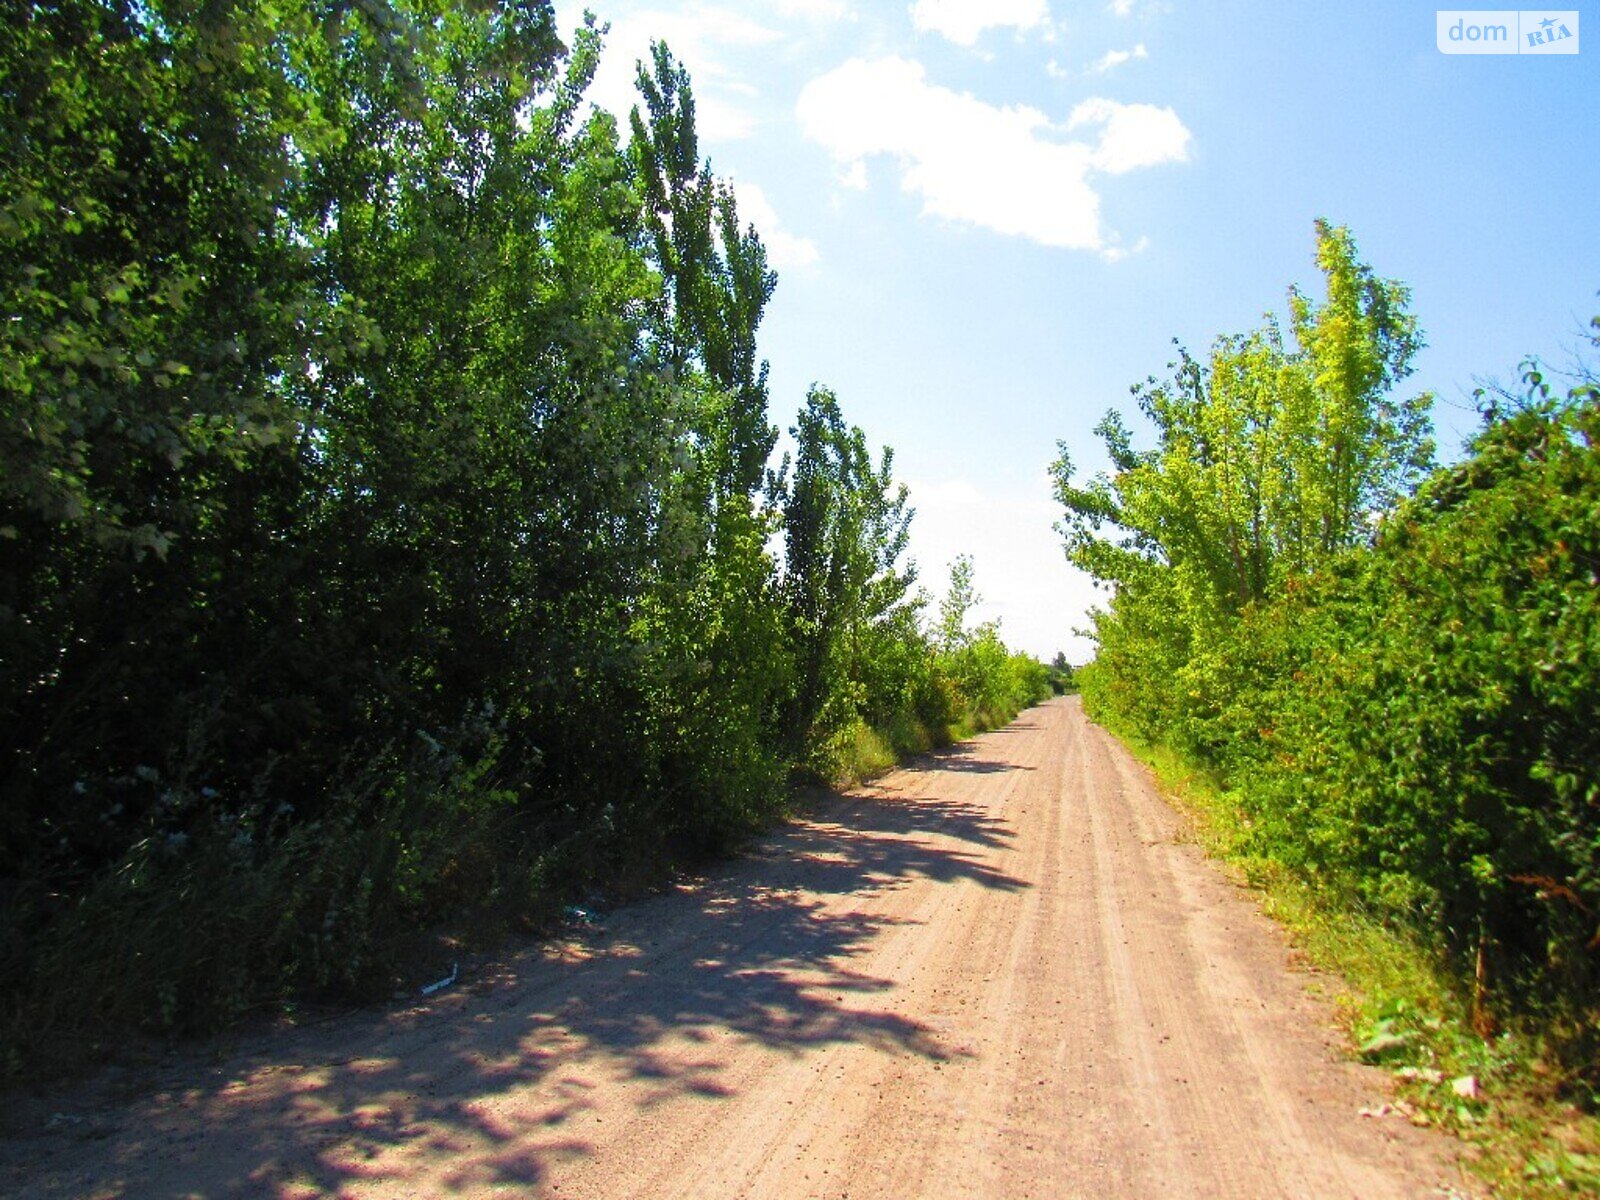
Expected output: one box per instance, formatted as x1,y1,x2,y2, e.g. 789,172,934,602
2,698,1473,1199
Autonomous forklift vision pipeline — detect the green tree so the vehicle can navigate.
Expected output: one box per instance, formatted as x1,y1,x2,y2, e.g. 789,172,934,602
1055,222,1431,611
936,554,982,651
0,0,1038,1066
0,1,788,1039
630,41,777,497
622,38,792,847
1052,221,1433,746
780,386,916,758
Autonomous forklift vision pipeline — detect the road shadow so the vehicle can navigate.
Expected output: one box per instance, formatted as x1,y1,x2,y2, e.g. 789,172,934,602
883,733,1037,777
0,780,1029,1198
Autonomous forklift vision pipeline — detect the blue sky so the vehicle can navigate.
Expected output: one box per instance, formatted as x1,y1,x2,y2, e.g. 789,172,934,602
554,0,1599,660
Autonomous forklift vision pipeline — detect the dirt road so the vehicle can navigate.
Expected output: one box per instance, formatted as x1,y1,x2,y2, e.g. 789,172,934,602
2,698,1472,1199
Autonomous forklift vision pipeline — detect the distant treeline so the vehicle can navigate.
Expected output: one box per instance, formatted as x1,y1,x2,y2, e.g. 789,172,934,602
0,2,1048,1065
1056,222,1598,1074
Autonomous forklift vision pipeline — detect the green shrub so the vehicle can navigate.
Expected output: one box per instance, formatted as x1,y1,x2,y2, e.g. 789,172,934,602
1239,390,1600,1034
1056,226,1599,1073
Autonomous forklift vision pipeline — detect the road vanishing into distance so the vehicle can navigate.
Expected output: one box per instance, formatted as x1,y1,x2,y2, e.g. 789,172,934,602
3,698,1474,1199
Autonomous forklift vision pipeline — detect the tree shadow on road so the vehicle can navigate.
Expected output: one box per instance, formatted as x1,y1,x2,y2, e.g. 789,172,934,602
1,778,1029,1199
889,735,1038,777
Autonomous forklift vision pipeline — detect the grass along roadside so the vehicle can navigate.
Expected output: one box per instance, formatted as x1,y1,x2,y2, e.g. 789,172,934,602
1111,727,1600,1198
822,692,1055,790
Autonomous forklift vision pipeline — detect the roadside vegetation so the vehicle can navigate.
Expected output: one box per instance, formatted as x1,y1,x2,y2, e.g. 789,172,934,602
1055,224,1600,1192
0,2,1047,1077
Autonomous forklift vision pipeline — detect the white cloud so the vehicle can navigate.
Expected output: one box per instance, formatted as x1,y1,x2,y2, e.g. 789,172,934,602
795,57,1190,255
563,4,781,142
1108,0,1175,19
797,57,1097,250
1090,42,1147,73
729,180,820,270
769,0,852,19
1068,96,1191,174
909,0,1050,46
1099,235,1149,263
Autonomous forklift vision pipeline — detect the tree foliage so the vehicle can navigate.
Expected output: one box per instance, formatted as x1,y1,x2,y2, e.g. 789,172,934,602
1223,369,1600,1033
1057,220,1599,1059
0,1,1046,1064
780,386,917,760
1056,222,1432,615
1054,222,1434,748
936,554,980,651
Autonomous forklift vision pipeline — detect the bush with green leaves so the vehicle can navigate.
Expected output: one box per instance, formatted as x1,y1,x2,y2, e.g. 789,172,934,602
1058,221,1434,757
0,2,1049,1067
777,416,1048,782
1058,218,1598,1065
1231,375,1600,1031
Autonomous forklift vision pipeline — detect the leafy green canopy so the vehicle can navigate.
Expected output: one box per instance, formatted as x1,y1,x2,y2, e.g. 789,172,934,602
1232,365,1600,1028
0,1,1048,1057
780,385,917,758
1055,221,1432,618
1056,218,1600,1050
1053,222,1433,747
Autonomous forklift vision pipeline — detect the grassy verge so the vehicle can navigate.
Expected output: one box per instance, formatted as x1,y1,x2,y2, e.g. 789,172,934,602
825,699,1044,789
1117,730,1600,1198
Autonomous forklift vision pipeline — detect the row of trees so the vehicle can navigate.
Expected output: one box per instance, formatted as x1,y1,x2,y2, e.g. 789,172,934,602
1056,223,1598,1069
0,1,1047,1060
